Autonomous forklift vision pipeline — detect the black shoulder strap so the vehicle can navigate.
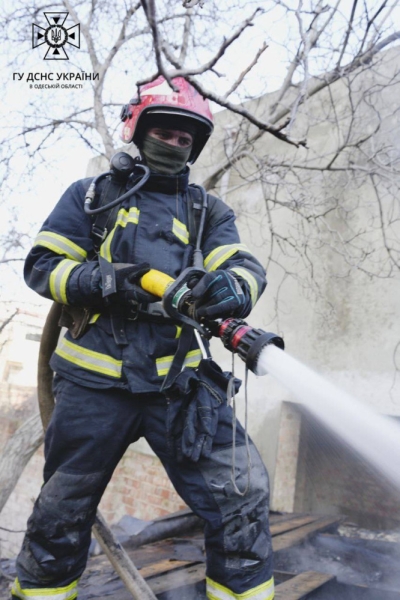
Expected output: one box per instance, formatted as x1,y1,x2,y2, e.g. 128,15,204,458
91,177,126,252
187,184,206,247
187,184,209,271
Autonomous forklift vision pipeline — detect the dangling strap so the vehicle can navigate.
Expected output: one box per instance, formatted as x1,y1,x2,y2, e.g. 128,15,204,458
160,325,195,393
161,185,209,391
230,355,252,496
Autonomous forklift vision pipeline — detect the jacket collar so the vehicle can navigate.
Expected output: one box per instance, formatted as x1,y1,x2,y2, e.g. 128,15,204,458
138,166,190,194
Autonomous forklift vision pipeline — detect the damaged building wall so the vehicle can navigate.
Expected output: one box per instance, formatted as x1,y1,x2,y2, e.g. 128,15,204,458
294,407,400,529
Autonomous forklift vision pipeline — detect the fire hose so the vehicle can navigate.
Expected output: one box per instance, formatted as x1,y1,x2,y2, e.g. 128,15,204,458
37,267,283,599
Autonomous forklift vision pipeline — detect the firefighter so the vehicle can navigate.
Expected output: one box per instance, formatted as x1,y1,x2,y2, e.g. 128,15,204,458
12,77,275,600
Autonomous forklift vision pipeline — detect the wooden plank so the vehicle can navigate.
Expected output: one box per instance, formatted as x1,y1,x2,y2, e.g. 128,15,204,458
274,570,299,584
269,512,317,525
270,513,303,524
147,562,206,595
271,515,318,537
273,517,341,552
128,537,203,568
139,559,199,579
275,571,335,599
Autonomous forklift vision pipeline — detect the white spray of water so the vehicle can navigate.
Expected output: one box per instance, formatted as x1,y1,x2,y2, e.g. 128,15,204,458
257,345,400,491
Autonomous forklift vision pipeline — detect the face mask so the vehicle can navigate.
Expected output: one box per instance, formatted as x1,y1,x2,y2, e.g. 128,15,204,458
141,134,192,175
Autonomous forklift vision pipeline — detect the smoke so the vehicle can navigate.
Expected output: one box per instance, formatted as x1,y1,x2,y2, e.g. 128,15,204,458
159,579,206,600
260,346,400,492
274,532,400,592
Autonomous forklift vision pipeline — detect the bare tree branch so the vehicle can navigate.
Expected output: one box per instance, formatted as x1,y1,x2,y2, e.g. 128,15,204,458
202,29,400,190
224,42,269,100
0,310,18,336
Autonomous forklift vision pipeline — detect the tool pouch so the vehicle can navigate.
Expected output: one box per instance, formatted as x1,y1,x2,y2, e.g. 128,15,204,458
58,306,92,339
165,358,241,462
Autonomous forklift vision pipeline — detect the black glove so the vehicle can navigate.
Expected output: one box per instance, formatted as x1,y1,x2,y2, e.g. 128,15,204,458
67,261,157,307
182,378,221,461
99,259,158,306
190,270,245,320
166,359,241,462
113,263,159,305
66,262,103,307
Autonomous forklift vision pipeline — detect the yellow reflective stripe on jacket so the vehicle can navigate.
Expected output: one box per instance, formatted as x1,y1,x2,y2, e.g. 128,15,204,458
230,266,259,307
100,207,140,262
49,259,79,304
156,349,202,377
89,312,101,324
11,577,78,600
204,243,250,272
115,206,140,228
34,231,87,262
173,218,189,244
206,576,274,600
55,337,122,378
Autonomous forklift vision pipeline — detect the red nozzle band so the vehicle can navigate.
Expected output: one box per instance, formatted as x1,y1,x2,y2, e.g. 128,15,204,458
218,318,234,340
231,325,252,350
217,318,284,374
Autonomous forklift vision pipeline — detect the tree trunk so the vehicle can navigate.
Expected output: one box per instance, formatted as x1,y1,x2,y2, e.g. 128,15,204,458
0,411,44,513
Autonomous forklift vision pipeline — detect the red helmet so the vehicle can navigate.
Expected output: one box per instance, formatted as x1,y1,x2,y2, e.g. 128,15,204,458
120,76,214,163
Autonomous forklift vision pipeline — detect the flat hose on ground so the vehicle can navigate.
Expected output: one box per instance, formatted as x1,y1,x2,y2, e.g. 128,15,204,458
37,303,157,600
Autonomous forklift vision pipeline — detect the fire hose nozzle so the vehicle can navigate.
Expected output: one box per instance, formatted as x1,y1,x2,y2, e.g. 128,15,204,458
218,318,284,375
139,269,285,375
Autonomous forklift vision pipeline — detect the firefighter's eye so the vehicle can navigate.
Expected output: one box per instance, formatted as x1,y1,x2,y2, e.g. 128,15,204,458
157,131,170,139
179,136,192,147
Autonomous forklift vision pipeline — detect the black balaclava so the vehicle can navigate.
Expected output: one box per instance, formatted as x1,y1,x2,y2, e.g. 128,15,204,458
141,136,191,175
140,114,197,175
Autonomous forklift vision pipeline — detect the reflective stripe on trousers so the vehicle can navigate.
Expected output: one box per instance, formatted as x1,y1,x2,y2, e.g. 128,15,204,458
11,578,78,600
206,576,275,600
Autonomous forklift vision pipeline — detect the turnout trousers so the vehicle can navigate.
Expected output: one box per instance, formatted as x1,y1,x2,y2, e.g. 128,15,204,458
13,376,274,600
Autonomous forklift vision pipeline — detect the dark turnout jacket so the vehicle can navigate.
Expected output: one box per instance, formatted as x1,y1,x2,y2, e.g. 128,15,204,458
24,168,267,393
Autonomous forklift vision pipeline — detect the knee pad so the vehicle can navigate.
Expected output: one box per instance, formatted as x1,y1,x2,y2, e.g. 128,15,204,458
17,470,107,584
200,444,272,569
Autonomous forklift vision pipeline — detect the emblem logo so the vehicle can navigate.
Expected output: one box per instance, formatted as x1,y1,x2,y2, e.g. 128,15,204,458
32,12,80,60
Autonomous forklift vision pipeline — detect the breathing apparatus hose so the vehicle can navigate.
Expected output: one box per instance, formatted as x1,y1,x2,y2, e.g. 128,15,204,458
84,157,150,216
